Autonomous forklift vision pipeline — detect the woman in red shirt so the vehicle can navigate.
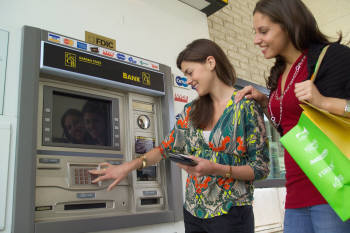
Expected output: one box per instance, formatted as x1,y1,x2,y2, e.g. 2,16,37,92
235,0,350,232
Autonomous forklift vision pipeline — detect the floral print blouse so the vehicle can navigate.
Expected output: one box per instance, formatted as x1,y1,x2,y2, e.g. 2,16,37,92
159,91,270,219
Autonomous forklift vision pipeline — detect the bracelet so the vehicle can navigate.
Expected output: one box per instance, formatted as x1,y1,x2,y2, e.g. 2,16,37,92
137,155,147,170
344,99,350,117
225,165,232,178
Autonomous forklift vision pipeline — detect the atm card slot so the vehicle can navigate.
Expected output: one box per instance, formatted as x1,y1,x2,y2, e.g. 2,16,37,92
64,202,106,210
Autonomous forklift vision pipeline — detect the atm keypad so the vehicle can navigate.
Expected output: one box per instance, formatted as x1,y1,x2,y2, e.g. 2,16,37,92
73,168,98,185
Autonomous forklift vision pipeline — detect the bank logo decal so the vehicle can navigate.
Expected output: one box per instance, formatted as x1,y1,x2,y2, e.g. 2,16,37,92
65,52,77,68
175,75,188,88
123,72,140,83
142,72,151,86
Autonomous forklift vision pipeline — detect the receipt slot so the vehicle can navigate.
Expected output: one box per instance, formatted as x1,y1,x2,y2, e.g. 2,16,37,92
13,26,183,233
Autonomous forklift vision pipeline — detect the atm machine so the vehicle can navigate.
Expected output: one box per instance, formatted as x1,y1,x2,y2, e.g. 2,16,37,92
13,26,183,233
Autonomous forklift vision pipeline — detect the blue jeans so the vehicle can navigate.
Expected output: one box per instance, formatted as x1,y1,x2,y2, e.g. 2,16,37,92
284,204,350,233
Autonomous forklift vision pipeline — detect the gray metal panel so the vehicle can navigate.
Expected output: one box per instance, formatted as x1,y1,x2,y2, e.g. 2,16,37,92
36,211,174,233
159,66,184,221
12,25,41,233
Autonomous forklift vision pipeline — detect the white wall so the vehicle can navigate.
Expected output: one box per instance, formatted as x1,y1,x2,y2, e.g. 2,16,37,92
303,0,350,42
0,1,209,233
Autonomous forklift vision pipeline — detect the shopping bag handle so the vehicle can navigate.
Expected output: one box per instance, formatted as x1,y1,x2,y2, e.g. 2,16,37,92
310,45,330,82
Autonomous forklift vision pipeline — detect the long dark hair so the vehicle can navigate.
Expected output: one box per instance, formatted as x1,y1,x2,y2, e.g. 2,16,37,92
176,39,236,129
253,0,341,91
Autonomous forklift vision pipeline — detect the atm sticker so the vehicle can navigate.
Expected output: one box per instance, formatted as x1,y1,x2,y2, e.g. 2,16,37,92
77,41,88,50
139,59,150,67
116,53,126,61
89,44,100,53
127,55,138,64
102,49,115,57
63,37,75,47
174,93,189,103
175,75,189,89
151,62,159,70
48,33,61,43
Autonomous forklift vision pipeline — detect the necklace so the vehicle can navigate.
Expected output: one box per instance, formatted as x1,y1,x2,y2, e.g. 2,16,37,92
269,55,306,128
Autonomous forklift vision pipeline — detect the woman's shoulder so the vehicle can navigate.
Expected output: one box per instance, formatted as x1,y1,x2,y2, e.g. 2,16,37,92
232,91,262,114
233,90,259,107
309,42,350,61
327,42,350,59
321,42,350,73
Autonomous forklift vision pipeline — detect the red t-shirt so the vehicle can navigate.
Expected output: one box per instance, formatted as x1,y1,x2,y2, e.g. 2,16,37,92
268,53,327,209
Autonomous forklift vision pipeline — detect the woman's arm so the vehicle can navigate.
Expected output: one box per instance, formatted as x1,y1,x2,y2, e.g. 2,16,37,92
177,157,255,181
90,148,162,191
294,80,349,117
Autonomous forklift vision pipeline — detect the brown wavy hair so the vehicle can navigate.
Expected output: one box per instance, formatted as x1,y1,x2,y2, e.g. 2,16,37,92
253,0,341,92
176,39,236,129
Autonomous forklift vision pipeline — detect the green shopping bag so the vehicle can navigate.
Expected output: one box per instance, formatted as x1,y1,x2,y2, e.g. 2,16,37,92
280,104,350,222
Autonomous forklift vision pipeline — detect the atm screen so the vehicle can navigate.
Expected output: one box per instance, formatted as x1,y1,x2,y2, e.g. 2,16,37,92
51,91,112,146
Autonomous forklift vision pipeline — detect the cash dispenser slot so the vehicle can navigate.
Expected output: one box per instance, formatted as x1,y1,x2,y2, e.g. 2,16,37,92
140,198,160,206
64,202,106,210
55,200,114,211
136,188,164,210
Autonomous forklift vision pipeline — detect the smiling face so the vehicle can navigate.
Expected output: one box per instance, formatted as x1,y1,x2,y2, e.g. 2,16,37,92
180,57,216,96
253,12,292,59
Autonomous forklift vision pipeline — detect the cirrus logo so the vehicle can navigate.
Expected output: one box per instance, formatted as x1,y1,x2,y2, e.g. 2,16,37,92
128,56,137,64
175,76,188,88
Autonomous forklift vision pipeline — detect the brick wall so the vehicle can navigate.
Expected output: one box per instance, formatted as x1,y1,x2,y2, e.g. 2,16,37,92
208,0,274,87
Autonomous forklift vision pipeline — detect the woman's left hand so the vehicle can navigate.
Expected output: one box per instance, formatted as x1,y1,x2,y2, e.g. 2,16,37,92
294,80,325,108
176,156,214,177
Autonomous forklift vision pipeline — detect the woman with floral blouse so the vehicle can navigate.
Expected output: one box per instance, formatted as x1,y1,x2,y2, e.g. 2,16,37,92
90,39,270,233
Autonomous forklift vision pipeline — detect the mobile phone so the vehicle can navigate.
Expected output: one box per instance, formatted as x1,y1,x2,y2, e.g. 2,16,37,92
169,153,197,166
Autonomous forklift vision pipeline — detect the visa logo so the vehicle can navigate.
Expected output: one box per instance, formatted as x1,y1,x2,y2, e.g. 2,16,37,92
117,53,126,60
175,76,188,88
77,41,87,50
48,33,60,43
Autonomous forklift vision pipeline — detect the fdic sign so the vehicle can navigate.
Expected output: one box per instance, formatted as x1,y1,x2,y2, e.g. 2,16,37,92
85,31,116,50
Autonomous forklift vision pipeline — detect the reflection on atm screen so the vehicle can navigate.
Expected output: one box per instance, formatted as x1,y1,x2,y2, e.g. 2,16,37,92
135,136,155,154
51,91,112,147
137,166,157,181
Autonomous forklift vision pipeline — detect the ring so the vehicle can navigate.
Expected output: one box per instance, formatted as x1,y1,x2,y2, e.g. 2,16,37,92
102,168,106,172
